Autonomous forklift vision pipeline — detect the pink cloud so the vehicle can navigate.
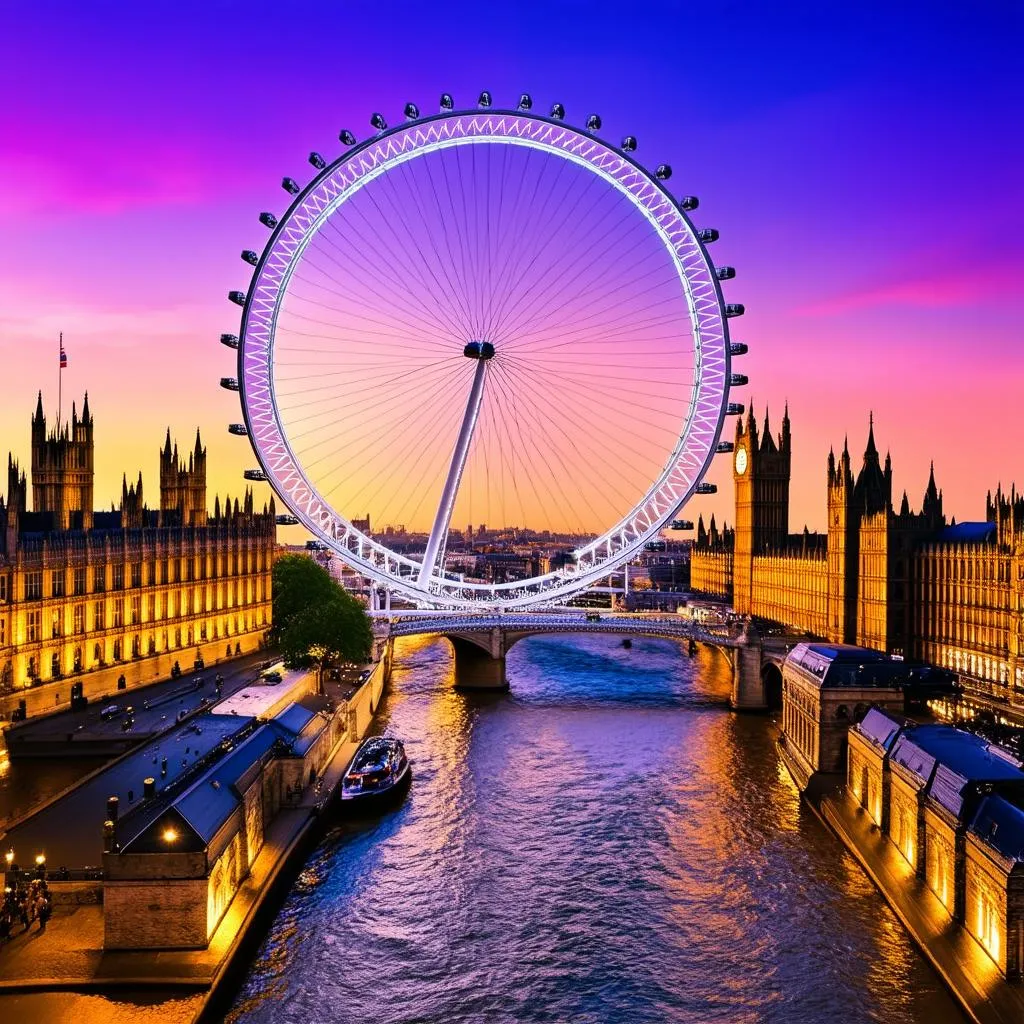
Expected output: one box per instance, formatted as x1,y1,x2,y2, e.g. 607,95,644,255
794,259,1024,316
0,110,249,220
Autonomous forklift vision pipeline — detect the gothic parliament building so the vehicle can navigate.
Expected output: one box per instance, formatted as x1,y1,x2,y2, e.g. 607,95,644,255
692,405,1024,695
0,392,276,696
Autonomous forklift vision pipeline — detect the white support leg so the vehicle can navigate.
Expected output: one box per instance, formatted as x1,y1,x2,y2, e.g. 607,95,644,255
419,356,489,587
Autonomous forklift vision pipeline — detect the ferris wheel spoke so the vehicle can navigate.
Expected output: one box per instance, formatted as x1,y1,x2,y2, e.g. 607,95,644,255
485,364,598,535
495,216,675,349
453,143,487,338
276,351,459,389
277,291,454,349
488,184,642,345
364,161,476,341
495,366,665,501
331,373,471,523
296,221,460,344
484,164,609,344
500,351,694,410
434,143,482,338
482,145,588,343
360,383,476,535
502,269,686,357
286,361,468,454
275,361,451,403
511,308,692,353
316,379,467,502
495,356,676,493
395,155,480,339
277,356,462,430
474,142,545,340
498,353,689,439
488,365,626,534
345,166,476,339
482,390,534,530
287,258,456,348
275,324,454,356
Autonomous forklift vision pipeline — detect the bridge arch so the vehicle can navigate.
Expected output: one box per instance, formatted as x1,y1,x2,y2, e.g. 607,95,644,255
761,662,783,710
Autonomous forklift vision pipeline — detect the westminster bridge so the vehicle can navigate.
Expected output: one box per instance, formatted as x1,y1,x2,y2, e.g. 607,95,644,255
380,612,789,709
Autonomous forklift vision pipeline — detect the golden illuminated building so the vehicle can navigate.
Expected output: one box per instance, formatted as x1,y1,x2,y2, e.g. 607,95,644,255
693,405,1024,702
0,392,276,704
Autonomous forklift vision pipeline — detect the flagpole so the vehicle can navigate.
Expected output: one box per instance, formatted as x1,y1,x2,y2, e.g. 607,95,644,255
58,332,63,432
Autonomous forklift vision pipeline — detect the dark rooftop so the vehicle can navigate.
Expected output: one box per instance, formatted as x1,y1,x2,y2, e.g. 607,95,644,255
855,707,908,752
786,642,907,689
934,521,997,544
970,794,1024,864
8,714,254,868
892,725,1024,819
120,722,285,854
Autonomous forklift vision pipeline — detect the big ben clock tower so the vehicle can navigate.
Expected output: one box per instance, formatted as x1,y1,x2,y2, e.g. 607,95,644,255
731,404,791,615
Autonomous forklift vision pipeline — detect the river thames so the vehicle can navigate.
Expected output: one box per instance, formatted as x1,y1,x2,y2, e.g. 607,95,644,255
224,634,964,1024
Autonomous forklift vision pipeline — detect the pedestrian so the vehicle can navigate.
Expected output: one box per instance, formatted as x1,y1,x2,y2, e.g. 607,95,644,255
18,899,29,933
37,897,51,932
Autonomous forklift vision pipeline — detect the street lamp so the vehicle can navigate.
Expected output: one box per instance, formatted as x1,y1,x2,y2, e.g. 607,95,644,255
34,852,46,879
4,849,13,871
162,827,178,844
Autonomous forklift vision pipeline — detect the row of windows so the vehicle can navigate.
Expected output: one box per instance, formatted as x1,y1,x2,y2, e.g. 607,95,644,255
914,556,1011,584
925,644,1022,687
20,610,270,681
3,583,270,647
9,552,272,602
914,584,1011,612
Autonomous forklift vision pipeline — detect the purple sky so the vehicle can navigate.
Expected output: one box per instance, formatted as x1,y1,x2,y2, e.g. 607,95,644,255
1,1,1021,534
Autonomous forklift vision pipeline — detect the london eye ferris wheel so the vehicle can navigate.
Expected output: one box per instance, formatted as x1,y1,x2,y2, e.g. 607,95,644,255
220,92,747,610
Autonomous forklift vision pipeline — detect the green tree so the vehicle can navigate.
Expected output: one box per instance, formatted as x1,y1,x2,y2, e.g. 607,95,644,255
271,554,338,637
271,554,373,671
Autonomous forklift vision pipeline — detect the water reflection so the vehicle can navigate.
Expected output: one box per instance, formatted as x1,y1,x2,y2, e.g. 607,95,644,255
227,634,963,1024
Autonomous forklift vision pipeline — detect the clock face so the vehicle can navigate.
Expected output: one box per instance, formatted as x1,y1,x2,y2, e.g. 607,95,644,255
735,446,748,475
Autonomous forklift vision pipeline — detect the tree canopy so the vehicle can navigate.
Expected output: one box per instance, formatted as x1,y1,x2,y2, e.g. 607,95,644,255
272,554,373,668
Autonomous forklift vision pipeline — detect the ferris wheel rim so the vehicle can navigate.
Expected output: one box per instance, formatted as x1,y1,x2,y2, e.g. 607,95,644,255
233,104,734,609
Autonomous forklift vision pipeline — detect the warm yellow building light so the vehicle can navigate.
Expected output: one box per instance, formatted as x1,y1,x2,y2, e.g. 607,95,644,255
162,827,179,844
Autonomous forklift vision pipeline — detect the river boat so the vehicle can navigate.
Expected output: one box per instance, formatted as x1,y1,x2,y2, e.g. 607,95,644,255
341,736,411,810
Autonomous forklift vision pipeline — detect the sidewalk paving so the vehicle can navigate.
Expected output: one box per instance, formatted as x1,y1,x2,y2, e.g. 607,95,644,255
821,794,1024,1024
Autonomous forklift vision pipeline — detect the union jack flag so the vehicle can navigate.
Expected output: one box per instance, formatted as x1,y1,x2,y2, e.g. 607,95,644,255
60,341,67,368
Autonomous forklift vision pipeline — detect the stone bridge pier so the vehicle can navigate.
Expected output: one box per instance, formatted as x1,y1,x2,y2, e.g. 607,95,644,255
729,627,765,710
723,622,779,712
448,629,510,690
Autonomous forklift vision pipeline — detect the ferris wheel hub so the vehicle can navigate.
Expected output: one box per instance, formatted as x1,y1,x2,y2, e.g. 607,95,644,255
463,341,496,360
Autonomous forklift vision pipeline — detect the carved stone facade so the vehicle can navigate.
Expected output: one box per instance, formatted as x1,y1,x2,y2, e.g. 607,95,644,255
692,405,1024,703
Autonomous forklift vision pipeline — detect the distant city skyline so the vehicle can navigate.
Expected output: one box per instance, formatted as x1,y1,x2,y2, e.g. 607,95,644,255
1,2,1021,536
